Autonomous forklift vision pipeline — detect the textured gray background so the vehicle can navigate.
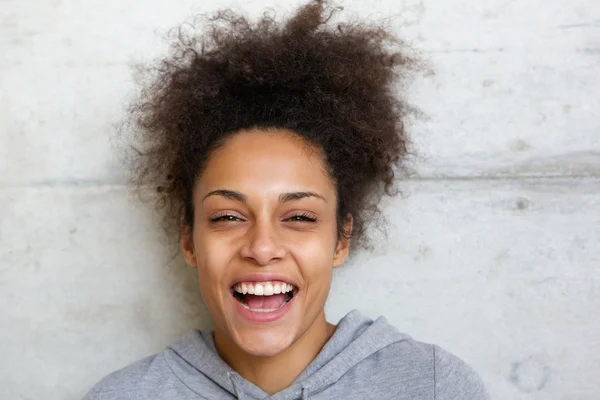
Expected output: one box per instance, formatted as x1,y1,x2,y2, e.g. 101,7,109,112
1,0,599,399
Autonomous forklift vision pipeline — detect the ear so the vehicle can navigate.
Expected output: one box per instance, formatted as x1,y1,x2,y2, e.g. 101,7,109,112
333,215,353,268
180,220,197,268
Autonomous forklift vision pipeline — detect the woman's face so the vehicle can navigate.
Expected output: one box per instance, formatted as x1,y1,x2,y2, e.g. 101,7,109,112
181,129,350,357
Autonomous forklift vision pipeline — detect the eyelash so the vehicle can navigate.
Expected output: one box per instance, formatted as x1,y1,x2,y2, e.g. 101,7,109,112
209,213,317,223
286,213,317,223
210,214,242,223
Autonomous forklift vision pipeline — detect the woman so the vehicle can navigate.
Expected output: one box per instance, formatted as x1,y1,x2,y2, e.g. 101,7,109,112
86,1,489,398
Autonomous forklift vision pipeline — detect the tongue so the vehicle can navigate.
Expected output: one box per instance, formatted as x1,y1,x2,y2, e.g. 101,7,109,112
244,294,286,310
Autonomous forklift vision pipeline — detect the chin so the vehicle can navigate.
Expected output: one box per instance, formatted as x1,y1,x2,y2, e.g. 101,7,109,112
234,328,297,357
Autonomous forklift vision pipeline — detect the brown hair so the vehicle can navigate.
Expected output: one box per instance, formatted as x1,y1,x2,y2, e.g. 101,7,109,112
126,0,418,248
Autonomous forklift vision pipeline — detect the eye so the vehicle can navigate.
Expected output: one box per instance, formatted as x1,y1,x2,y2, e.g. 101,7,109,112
285,213,317,223
210,213,244,223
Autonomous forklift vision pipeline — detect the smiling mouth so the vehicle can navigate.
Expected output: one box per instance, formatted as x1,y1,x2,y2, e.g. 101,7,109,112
232,281,297,313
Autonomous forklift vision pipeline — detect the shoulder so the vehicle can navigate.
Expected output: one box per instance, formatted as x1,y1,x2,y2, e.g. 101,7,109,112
84,353,173,400
372,339,489,400
432,344,489,400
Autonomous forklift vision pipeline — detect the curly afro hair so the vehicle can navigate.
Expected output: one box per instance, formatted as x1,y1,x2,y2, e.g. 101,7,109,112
126,0,418,248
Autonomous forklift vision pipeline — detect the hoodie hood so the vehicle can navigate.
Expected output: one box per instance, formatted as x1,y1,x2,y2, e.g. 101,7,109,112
166,310,410,399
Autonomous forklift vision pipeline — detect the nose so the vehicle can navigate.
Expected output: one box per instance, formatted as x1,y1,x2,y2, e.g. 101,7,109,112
240,218,287,266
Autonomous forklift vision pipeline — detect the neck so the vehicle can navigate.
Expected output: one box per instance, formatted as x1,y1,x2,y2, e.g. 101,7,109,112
214,310,336,395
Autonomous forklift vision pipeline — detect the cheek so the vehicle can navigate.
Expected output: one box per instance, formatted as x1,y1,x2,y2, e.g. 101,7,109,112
193,233,237,287
288,233,337,280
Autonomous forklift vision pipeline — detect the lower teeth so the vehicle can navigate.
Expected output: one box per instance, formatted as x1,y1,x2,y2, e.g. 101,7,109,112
239,298,290,312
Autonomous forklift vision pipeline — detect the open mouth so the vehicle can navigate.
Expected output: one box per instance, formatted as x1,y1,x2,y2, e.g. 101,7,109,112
232,281,297,313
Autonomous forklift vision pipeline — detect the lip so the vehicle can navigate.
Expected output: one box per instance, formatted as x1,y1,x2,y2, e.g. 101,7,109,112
229,273,299,323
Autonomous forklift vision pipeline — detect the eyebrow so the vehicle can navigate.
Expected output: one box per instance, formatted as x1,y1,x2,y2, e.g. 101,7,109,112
278,191,326,203
202,190,326,203
202,190,247,203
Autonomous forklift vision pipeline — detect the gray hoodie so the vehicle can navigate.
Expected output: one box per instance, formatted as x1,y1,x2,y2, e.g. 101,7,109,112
85,310,489,399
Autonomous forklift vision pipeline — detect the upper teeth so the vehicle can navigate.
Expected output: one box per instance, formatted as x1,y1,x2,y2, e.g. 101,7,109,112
233,281,295,296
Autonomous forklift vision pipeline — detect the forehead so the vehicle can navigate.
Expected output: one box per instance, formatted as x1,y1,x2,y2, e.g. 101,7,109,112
197,129,335,195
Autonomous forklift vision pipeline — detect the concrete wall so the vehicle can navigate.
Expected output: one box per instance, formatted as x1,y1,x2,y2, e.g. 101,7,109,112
1,0,598,398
